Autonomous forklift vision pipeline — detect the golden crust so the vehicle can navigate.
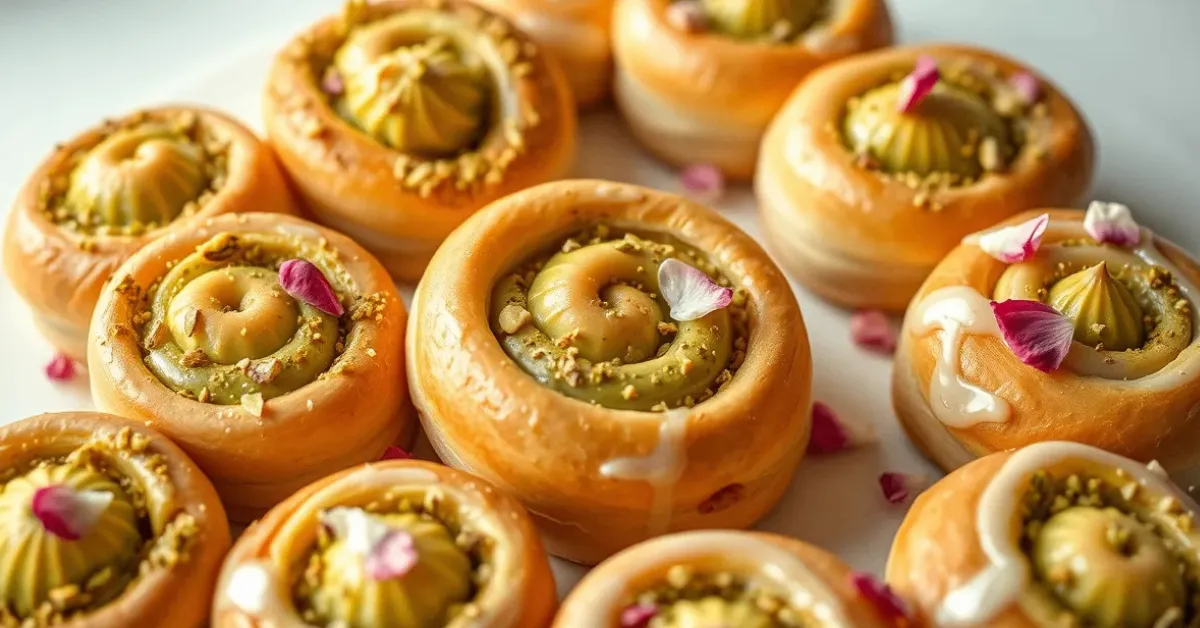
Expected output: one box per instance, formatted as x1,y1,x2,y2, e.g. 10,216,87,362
212,460,557,627
2,106,296,361
87,213,416,521
612,0,893,180
471,0,614,108
0,411,231,628
555,531,895,627
892,209,1200,474
262,0,577,282
756,44,1095,311
407,180,812,564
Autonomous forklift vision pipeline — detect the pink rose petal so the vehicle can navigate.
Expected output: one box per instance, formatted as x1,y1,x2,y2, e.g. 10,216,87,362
990,299,1074,372
679,163,724,201
321,68,345,96
1009,71,1041,105
665,1,706,33
896,55,940,113
658,259,732,321
279,259,344,317
364,531,419,580
850,571,911,621
45,353,76,382
808,402,876,455
879,472,927,505
381,446,412,461
850,310,897,355
1083,201,1140,247
977,213,1049,263
32,485,114,541
620,603,658,628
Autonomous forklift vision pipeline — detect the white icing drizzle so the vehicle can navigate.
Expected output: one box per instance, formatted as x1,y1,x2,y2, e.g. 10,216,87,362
936,441,1198,626
910,286,1010,427
599,408,689,535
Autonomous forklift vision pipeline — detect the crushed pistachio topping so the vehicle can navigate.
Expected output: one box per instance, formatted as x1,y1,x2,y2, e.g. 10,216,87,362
842,59,1047,209
1048,262,1146,351
624,565,819,627
1018,466,1200,627
490,226,749,411
39,110,228,237
695,0,829,42
0,430,199,626
299,2,542,199
293,490,493,628
122,232,380,405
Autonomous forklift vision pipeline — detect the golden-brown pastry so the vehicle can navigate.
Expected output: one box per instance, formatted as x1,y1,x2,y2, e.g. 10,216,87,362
471,0,614,108
612,0,893,180
212,459,557,627
556,530,902,627
757,44,1095,310
3,106,295,361
408,179,812,564
0,411,230,627
887,441,1200,627
263,0,577,282
88,212,415,521
892,207,1200,479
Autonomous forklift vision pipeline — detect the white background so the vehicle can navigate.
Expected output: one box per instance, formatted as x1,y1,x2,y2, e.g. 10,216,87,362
1,0,1197,594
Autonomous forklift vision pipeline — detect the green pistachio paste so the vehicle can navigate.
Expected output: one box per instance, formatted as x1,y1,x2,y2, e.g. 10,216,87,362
490,227,749,412
1047,262,1146,351
628,565,818,627
697,0,829,42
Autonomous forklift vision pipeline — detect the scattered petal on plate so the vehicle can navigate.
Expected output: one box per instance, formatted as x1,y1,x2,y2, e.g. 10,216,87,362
678,163,724,201
619,603,658,628
1083,201,1140,247
977,213,1049,263
1008,71,1041,104
381,446,412,461
279,259,345,317
364,531,419,580
850,310,897,355
896,55,939,113
32,485,114,541
850,571,912,621
808,402,877,455
45,353,76,382
990,299,1074,372
664,1,706,33
658,259,733,321
879,472,927,505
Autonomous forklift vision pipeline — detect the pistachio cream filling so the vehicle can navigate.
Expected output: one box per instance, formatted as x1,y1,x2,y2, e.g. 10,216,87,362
294,491,493,628
0,429,201,626
1017,467,1200,627
1047,262,1146,351
40,111,228,238
137,233,369,405
490,227,749,412
627,566,818,628
333,13,492,157
698,0,829,41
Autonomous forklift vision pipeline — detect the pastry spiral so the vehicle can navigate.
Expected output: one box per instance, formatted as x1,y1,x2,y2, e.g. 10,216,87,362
3,106,295,361
263,0,576,281
887,441,1200,628
409,180,812,564
213,460,557,627
88,213,415,521
0,412,229,627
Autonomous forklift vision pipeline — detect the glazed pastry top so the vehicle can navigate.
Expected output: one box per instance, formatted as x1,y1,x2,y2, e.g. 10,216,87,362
490,225,749,411
696,0,829,41
39,111,227,238
0,428,200,625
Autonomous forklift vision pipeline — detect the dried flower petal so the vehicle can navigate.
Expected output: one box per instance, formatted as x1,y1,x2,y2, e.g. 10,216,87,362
381,446,412,461
45,354,76,382
879,472,927,505
678,164,724,201
658,259,733,321
896,55,939,113
279,259,344,317
365,531,419,580
620,603,658,628
850,571,911,621
1083,201,1140,247
32,485,114,541
321,507,418,580
808,402,876,455
241,392,265,417
990,299,1075,372
1009,71,1041,104
850,310,897,355
977,213,1049,263
321,68,345,96
665,1,706,33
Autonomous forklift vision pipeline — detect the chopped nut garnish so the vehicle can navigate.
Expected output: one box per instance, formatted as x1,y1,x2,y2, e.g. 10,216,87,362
241,392,265,417
498,304,533,335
